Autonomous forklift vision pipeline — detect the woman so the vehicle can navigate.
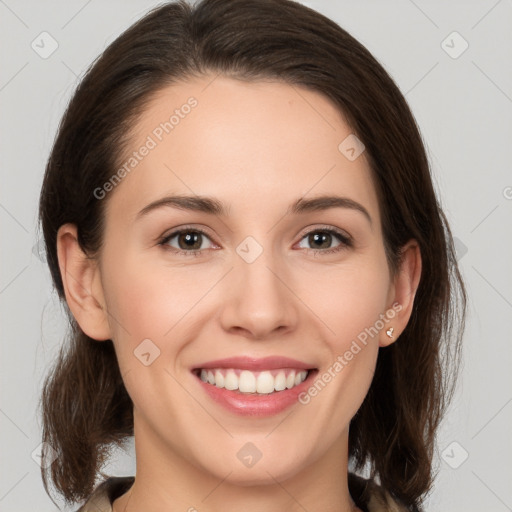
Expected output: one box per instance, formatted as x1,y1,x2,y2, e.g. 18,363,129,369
38,0,467,511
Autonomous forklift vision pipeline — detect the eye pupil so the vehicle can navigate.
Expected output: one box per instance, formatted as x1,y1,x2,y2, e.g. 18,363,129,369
310,232,331,249
179,232,201,250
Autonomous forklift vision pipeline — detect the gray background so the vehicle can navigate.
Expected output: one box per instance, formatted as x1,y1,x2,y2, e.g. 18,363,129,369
1,0,511,510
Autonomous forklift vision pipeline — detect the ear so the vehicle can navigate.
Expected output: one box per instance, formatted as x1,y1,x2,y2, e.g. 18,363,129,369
56,223,111,341
380,239,422,347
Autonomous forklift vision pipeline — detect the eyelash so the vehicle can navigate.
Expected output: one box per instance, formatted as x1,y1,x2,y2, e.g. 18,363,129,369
158,225,353,258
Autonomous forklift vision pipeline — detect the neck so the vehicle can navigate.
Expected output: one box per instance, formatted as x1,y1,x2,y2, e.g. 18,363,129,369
113,411,360,512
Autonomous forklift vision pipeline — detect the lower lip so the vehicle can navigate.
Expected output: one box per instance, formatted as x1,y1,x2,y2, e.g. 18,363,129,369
194,370,317,417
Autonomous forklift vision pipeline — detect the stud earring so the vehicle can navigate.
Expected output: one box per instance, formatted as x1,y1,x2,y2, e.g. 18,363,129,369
386,327,394,338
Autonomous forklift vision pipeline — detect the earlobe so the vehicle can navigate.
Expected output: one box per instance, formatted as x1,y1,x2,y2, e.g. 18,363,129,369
56,223,111,341
380,240,422,347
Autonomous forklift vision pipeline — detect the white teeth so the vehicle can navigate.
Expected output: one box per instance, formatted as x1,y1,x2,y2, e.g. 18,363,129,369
256,371,275,394
274,371,287,391
239,370,256,393
214,370,224,388
224,370,238,390
198,368,309,394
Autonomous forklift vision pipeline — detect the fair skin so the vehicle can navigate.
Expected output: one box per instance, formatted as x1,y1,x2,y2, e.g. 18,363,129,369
57,75,421,512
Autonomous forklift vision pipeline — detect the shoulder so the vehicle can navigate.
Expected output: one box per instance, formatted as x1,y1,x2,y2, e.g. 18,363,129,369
348,472,420,512
74,476,135,512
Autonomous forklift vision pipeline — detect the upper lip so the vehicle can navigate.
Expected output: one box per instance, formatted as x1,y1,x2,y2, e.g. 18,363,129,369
193,356,315,371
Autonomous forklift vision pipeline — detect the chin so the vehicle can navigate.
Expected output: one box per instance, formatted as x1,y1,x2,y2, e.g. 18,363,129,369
197,449,310,487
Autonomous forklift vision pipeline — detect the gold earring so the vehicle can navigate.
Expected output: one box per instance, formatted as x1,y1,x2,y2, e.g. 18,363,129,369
386,327,394,338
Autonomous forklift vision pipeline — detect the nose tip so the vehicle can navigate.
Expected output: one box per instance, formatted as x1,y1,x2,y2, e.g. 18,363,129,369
219,257,298,341
229,322,289,341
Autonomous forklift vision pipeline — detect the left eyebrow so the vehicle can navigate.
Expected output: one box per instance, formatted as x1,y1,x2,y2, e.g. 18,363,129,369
288,195,372,226
136,194,372,226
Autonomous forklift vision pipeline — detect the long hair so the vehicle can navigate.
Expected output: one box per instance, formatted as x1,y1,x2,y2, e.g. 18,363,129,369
38,0,467,509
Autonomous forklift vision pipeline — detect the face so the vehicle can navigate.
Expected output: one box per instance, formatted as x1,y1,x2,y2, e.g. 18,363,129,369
89,76,400,484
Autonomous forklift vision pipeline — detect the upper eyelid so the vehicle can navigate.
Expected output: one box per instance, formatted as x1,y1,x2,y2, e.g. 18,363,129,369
301,224,351,239
160,225,217,244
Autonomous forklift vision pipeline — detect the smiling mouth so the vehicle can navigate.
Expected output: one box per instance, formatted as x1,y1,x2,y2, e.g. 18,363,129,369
192,368,316,395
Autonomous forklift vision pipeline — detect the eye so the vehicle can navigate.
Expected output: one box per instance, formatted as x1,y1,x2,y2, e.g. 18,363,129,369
158,225,353,257
296,227,352,255
159,227,216,257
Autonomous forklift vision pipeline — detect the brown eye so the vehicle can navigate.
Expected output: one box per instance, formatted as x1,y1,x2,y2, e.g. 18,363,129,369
160,228,215,256
297,228,352,254
175,231,203,250
308,231,334,250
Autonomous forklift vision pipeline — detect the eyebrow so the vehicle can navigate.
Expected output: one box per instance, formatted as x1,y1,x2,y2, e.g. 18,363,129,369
136,194,372,225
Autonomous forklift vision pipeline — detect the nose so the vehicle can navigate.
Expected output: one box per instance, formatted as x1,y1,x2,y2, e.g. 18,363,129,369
219,247,299,341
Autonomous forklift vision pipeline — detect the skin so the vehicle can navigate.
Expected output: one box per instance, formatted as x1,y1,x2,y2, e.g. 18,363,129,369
57,75,421,512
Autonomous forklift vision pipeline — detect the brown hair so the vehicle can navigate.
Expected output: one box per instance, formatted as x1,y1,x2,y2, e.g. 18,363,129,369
38,0,466,509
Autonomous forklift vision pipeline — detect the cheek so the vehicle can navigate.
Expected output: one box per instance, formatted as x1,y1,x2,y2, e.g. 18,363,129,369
304,253,390,404
99,252,185,380
102,252,196,339
298,265,389,436
313,256,391,348
100,256,193,410
100,251,226,383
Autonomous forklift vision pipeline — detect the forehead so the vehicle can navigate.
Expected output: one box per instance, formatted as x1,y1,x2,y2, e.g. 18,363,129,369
105,75,380,226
